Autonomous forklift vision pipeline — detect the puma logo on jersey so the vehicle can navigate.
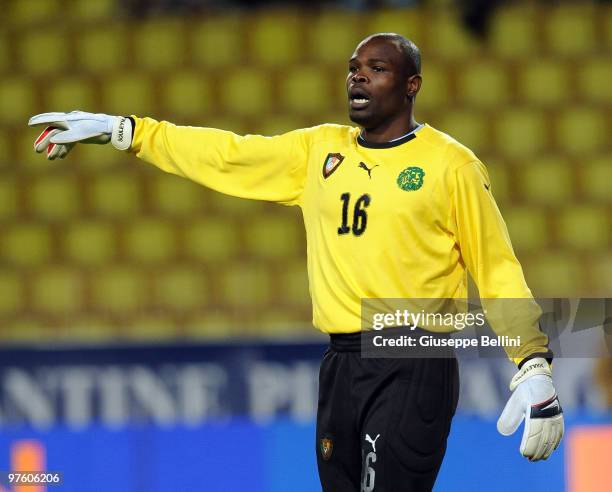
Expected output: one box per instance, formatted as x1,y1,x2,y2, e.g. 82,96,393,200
359,162,378,178
365,433,380,452
484,183,490,190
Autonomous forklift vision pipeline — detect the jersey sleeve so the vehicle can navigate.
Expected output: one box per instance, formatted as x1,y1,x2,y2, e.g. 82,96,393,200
129,116,310,206
452,160,551,364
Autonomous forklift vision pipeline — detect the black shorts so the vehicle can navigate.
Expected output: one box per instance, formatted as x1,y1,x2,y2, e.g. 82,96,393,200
316,330,459,492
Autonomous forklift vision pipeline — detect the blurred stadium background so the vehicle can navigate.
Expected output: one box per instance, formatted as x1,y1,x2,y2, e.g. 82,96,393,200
0,0,610,490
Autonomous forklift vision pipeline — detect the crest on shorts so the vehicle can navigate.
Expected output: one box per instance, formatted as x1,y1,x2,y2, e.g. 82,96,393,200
397,166,425,191
320,436,333,460
322,153,344,179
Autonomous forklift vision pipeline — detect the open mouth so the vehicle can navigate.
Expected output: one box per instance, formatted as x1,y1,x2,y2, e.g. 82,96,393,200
349,87,371,109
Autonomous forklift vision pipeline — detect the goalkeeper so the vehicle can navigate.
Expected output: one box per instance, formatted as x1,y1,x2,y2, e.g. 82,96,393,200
29,33,563,491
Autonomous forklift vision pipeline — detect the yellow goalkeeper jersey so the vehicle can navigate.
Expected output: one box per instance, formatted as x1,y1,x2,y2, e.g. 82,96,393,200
130,117,549,361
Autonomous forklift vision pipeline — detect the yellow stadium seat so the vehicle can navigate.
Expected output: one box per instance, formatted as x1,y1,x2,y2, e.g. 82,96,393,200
0,271,24,315
256,310,310,337
220,67,272,116
458,60,509,108
209,191,261,214
0,177,17,221
590,254,612,294
64,221,115,266
125,219,176,264
163,71,212,117
254,313,291,335
203,116,249,136
70,0,115,22
29,174,80,220
31,266,82,315
0,34,11,73
558,206,608,251
73,141,124,170
184,218,239,262
192,16,243,68
439,111,489,152
520,61,569,106
545,7,596,56
8,0,61,26
606,6,612,50
0,78,34,124
489,7,538,58
496,109,546,158
319,111,351,128
504,207,548,252
76,26,128,72
278,261,309,306
367,9,424,48
282,66,330,115
60,316,117,342
581,156,612,203
18,29,69,75
309,11,363,64
221,263,271,308
104,73,154,116
125,314,178,340
525,253,583,296
245,217,299,259
483,159,510,204
259,116,307,136
46,77,95,111
520,156,573,204
556,108,606,155
427,12,478,60
155,266,208,311
0,133,9,168
91,266,144,313
134,20,185,71
20,132,52,172
2,318,51,343
325,65,351,101
417,63,450,111
151,174,205,216
250,13,300,66
301,116,326,129
579,58,612,104
184,310,239,339
2,223,52,267
91,174,141,217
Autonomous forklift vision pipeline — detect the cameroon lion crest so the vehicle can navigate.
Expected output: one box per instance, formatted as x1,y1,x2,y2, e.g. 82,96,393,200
320,437,333,460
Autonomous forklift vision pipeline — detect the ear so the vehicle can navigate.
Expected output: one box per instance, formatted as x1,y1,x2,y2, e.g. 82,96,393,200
406,74,422,100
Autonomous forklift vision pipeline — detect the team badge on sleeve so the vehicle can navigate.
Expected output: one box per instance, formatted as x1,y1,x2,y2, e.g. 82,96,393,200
397,166,425,191
322,153,344,178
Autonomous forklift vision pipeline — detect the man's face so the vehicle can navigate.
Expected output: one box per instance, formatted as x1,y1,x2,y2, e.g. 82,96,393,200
346,37,411,129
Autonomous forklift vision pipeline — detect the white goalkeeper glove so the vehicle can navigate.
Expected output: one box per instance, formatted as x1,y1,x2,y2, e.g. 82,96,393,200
28,111,133,160
497,357,564,461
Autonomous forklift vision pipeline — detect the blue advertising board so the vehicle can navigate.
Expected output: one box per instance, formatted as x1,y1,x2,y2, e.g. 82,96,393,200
0,342,609,491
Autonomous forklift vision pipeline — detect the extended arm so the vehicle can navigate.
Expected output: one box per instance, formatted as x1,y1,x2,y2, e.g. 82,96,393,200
29,111,309,205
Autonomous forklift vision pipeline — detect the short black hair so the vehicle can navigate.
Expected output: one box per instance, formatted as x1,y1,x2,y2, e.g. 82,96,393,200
361,33,421,76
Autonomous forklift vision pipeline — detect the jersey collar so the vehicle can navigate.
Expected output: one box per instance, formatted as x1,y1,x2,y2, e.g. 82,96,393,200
357,123,424,149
